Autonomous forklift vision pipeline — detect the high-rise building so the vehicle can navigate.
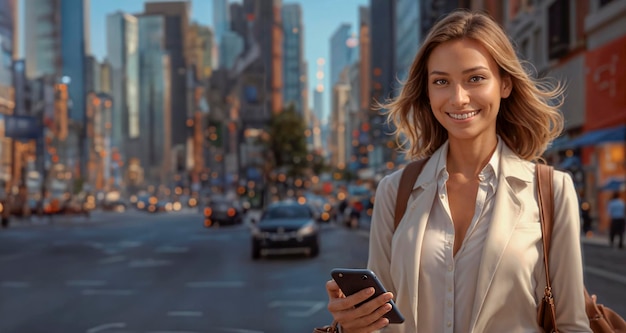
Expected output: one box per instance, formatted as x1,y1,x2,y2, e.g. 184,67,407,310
106,11,139,160
369,0,396,170
190,23,217,79
137,15,172,185
229,2,246,48
144,1,191,152
281,3,304,115
0,0,15,115
0,0,16,186
213,0,229,46
246,0,283,114
329,23,353,92
220,30,244,70
24,0,89,123
395,0,420,81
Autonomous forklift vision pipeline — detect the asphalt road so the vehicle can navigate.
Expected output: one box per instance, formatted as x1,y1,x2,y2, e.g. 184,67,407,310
0,210,368,333
1,210,625,333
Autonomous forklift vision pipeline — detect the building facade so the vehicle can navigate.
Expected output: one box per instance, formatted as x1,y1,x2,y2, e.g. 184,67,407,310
137,15,173,187
281,3,304,115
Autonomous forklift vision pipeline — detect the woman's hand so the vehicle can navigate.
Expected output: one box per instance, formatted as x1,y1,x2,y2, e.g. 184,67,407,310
325,279,394,333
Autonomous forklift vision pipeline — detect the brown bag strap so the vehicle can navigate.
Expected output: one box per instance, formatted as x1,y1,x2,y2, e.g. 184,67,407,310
394,159,429,231
536,164,554,280
536,163,557,331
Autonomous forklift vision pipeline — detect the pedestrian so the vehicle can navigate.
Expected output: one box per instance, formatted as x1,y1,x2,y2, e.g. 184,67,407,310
323,9,590,332
581,200,592,236
607,191,625,249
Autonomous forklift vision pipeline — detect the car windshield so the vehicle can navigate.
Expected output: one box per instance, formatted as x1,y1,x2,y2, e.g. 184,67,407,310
263,205,312,220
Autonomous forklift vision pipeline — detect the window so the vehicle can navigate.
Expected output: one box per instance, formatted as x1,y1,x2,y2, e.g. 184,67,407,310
547,0,570,59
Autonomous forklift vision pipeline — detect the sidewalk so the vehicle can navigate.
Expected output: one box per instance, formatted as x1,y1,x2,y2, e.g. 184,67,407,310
580,231,612,247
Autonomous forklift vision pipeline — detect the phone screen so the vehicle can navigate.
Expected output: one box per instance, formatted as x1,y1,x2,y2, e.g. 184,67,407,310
331,268,405,324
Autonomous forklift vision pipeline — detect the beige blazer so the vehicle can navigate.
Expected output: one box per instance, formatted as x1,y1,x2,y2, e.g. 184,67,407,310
368,143,591,332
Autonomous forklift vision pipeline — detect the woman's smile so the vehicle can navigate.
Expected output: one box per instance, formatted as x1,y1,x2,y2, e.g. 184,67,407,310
447,110,481,121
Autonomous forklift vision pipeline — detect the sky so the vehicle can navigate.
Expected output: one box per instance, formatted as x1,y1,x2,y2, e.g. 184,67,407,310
84,0,368,114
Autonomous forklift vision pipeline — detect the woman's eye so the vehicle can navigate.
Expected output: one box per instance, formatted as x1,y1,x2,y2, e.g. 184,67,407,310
469,76,485,82
433,79,447,85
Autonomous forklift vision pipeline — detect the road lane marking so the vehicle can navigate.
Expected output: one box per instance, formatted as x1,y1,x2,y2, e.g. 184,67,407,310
155,246,189,254
167,311,203,317
585,266,626,285
67,280,107,287
86,322,127,333
1,281,30,288
99,255,126,264
82,289,135,296
119,240,142,248
128,259,171,268
186,281,244,288
268,300,326,317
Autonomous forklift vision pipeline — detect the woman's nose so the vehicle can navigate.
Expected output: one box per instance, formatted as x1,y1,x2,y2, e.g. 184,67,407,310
450,84,470,107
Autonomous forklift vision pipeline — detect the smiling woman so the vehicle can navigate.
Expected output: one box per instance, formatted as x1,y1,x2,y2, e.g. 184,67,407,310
323,9,591,333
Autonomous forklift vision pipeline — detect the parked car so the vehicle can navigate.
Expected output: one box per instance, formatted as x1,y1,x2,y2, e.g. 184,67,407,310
203,196,244,227
250,200,320,259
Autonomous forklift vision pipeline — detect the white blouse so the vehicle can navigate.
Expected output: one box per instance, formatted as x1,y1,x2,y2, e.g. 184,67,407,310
417,139,501,333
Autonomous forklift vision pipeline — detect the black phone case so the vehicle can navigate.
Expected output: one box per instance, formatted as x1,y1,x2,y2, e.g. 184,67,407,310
331,268,405,324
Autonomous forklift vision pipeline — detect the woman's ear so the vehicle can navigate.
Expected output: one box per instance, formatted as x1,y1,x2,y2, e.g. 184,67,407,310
501,75,512,98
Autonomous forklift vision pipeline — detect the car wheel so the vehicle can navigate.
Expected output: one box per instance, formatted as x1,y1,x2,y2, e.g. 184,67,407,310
252,243,261,260
1,216,9,228
309,239,320,257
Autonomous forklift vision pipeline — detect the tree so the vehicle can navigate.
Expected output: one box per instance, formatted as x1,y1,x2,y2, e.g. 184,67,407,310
265,104,309,178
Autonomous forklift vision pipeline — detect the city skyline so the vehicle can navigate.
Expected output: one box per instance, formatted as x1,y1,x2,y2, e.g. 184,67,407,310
16,0,368,117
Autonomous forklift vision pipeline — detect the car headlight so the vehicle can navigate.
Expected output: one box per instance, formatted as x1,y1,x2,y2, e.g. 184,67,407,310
297,222,317,236
251,226,263,238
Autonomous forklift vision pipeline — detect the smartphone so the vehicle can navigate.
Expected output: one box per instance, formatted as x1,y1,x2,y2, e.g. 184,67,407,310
331,268,405,324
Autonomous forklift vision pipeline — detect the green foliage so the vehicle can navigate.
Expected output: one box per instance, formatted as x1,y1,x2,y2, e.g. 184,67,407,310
266,105,309,177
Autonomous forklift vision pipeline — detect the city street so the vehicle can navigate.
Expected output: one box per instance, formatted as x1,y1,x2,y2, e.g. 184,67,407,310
1,210,625,333
0,210,367,333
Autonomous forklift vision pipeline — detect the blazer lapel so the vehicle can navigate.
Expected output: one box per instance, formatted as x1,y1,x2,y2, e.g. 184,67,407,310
469,145,532,331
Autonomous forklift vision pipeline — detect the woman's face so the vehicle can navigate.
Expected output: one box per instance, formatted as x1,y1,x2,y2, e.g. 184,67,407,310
426,38,511,143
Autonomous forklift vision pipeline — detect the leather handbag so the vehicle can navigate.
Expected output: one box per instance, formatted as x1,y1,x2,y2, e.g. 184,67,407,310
536,164,626,333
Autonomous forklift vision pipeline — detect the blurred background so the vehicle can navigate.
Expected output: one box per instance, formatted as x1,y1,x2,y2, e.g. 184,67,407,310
0,0,624,332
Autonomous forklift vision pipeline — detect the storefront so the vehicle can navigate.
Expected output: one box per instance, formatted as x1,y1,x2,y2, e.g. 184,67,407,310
582,33,626,231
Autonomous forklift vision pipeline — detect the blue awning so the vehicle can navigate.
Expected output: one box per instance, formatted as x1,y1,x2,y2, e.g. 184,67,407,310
562,124,626,149
558,156,581,169
600,178,625,192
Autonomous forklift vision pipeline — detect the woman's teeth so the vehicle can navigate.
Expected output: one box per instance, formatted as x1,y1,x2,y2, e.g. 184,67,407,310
449,111,478,120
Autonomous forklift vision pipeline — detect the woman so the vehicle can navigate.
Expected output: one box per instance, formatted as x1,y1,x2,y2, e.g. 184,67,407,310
325,10,590,333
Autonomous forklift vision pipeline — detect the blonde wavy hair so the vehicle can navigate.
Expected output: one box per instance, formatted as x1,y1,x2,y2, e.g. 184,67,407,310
381,9,564,161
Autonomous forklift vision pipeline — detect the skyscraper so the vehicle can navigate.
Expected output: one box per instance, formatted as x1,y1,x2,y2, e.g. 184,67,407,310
106,12,139,159
246,0,283,114
144,1,191,153
281,3,304,115
137,14,172,184
329,23,353,91
24,0,89,122
0,0,15,115
213,0,229,46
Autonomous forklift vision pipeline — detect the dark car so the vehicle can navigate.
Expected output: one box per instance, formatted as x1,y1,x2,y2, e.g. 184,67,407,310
250,201,320,259
203,196,244,227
